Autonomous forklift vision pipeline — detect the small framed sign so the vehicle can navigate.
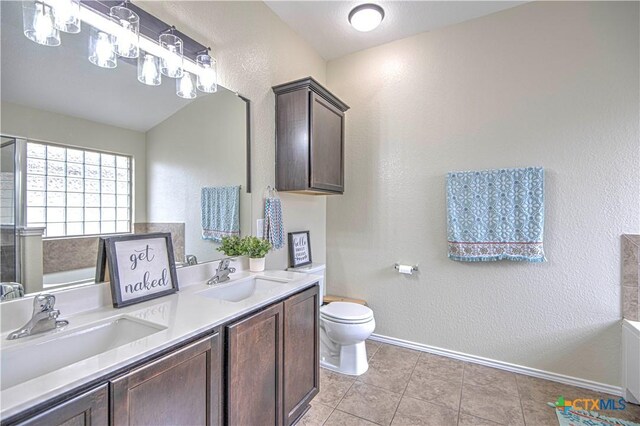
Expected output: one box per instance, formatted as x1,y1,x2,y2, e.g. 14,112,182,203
103,233,179,308
288,231,312,268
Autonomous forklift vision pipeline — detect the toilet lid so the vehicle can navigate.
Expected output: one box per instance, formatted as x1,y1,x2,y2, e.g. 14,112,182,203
321,302,373,322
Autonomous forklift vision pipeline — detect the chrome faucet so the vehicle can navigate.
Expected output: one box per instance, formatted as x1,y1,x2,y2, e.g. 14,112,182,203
7,294,69,340
207,258,236,286
0,282,24,301
185,254,198,266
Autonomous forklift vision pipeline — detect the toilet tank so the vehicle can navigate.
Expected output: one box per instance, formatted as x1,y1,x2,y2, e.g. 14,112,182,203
287,263,326,306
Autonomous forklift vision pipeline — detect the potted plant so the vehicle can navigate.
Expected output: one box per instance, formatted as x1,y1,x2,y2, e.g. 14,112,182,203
217,236,243,257
241,236,272,272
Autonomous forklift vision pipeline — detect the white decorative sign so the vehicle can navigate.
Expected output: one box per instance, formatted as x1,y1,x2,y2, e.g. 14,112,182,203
103,233,179,308
288,231,312,267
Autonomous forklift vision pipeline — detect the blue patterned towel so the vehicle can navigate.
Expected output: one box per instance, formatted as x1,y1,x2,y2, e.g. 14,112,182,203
264,196,284,250
447,167,545,262
201,186,240,242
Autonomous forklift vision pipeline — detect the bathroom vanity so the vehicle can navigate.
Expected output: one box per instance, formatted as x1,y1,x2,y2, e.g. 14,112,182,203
0,269,320,426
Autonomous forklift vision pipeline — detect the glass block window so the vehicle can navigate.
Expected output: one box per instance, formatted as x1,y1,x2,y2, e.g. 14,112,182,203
26,142,131,237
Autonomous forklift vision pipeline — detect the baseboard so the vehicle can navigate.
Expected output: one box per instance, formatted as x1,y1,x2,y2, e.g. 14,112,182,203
369,333,623,397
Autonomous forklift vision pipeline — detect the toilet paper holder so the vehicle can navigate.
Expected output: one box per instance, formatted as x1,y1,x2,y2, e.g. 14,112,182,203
394,263,419,272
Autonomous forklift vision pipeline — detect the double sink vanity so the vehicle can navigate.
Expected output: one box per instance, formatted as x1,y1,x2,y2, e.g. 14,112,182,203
0,264,321,426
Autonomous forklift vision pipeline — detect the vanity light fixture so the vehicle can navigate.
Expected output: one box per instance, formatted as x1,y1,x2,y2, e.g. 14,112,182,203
109,2,139,58
177,71,197,99
159,28,183,78
348,3,385,32
88,27,117,68
51,0,81,34
196,49,217,93
22,1,61,46
137,50,161,86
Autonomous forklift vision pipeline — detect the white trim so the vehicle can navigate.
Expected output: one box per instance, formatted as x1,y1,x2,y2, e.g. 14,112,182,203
369,333,623,396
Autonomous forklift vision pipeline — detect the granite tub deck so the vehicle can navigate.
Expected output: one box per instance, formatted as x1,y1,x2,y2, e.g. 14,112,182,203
0,269,320,421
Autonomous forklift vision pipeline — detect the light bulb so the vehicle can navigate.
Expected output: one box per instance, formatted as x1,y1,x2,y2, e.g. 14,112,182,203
159,33,183,78
177,71,196,99
23,1,60,46
138,52,161,86
89,29,117,68
196,53,217,93
34,5,53,43
110,5,139,58
52,0,80,33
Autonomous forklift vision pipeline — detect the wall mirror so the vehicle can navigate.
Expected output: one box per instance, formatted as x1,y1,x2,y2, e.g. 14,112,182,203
0,1,251,299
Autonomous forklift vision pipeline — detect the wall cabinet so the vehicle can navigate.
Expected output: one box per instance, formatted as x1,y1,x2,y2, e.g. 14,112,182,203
111,334,220,426
273,77,349,195
15,385,108,426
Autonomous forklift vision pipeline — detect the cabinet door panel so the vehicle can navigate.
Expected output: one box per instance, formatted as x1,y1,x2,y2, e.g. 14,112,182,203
16,385,108,426
276,90,310,191
227,303,284,426
111,334,220,426
310,93,344,193
283,285,320,425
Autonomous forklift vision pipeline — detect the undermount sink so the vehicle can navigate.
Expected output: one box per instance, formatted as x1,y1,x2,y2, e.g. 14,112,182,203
1,316,166,390
197,277,289,302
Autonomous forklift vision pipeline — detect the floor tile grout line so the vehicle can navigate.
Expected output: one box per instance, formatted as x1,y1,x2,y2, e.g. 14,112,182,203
515,374,528,425
388,352,420,425
457,363,467,426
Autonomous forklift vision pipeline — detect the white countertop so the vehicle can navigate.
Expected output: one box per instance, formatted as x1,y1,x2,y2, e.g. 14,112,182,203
0,269,319,421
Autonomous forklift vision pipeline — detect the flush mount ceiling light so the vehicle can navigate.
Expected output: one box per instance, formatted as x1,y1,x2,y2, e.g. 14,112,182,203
348,3,384,32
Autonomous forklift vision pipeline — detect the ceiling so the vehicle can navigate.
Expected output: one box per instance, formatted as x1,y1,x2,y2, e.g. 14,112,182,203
0,1,217,133
265,1,527,60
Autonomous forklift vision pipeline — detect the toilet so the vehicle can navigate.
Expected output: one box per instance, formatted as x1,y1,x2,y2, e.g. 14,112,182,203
288,264,375,376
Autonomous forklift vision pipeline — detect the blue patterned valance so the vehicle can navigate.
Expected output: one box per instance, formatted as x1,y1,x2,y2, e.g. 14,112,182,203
446,167,545,262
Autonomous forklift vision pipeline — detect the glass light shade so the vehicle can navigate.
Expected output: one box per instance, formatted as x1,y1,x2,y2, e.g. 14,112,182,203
88,27,117,68
52,0,80,34
159,33,183,78
348,4,384,32
196,53,217,93
176,71,197,99
110,6,139,58
137,51,161,86
23,1,60,46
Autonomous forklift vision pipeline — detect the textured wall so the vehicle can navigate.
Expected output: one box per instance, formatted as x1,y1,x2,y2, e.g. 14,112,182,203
326,1,639,386
145,88,249,264
139,1,327,268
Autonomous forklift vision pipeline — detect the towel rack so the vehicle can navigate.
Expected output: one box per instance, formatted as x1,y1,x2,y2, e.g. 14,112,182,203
264,185,279,199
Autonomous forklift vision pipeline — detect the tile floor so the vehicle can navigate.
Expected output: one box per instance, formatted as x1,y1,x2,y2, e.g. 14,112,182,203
298,340,640,426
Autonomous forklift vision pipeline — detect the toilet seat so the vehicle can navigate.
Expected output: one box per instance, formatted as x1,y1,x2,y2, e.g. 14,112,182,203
321,302,373,324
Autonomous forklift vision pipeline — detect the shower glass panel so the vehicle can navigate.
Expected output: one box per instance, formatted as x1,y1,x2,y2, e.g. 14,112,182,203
1,137,18,282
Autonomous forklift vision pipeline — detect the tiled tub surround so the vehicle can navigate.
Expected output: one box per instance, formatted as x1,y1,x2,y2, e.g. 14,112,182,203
41,224,185,275
623,235,640,321
0,264,320,421
300,341,640,426
133,222,185,262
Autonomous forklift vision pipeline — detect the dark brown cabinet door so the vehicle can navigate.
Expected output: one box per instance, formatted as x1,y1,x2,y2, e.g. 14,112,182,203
16,384,108,426
310,93,345,193
226,302,284,426
273,77,349,195
283,285,320,425
111,334,220,426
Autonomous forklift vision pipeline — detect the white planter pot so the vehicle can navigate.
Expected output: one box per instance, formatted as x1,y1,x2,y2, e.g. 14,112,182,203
249,257,265,272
